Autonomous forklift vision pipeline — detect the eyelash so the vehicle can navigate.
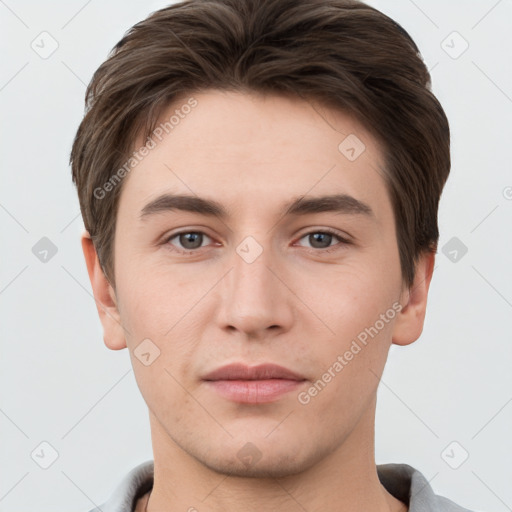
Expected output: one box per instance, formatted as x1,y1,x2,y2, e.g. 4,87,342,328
164,228,351,256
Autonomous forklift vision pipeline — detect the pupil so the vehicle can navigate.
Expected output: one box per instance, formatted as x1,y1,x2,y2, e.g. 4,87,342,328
310,233,332,248
181,232,202,249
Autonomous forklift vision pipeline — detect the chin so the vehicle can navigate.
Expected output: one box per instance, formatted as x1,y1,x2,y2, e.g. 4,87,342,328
189,436,329,479
201,450,313,479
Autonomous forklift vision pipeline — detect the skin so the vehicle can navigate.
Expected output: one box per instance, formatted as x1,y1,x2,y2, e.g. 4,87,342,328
82,90,434,512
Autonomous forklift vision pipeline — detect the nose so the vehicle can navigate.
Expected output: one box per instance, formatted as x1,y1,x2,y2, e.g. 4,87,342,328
215,239,294,339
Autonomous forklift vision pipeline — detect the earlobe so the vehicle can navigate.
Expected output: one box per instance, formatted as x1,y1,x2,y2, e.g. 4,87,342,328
391,251,436,346
81,231,127,351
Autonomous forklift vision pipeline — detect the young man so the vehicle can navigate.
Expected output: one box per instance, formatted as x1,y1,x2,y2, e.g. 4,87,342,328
70,0,473,510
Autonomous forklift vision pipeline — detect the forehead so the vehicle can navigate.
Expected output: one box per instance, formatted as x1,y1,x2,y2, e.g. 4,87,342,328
120,90,390,220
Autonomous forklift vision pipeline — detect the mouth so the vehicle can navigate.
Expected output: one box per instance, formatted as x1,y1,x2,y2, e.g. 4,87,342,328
202,363,307,404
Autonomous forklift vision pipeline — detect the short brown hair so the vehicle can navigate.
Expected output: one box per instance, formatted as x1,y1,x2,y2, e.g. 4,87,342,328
70,0,450,287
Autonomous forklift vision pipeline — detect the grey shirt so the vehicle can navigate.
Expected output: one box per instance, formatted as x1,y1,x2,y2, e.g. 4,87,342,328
88,460,475,512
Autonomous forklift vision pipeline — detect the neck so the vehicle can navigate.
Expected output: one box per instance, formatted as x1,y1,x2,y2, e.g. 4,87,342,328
143,401,406,512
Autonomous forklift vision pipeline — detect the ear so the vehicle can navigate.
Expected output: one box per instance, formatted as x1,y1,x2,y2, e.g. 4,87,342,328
81,231,127,350
392,250,436,346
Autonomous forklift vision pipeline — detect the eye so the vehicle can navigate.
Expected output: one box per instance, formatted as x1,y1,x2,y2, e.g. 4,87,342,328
166,231,213,253
164,228,350,256
295,229,350,252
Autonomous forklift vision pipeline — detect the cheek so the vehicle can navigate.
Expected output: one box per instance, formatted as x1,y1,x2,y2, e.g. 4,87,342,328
115,280,196,408
297,261,398,332
116,259,202,338
291,260,400,386
117,269,201,411
298,300,397,426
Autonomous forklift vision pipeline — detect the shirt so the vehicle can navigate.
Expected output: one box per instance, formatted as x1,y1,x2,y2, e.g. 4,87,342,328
88,460,475,512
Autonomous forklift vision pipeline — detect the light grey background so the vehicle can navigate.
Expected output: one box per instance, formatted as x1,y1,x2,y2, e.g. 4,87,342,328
1,1,511,510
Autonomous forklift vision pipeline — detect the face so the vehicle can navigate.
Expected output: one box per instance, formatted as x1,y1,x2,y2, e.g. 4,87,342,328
86,90,431,478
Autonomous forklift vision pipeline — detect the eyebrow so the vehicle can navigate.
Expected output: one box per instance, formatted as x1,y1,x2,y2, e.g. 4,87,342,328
139,193,374,220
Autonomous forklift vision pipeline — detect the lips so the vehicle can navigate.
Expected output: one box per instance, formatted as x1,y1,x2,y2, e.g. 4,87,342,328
202,363,307,404
202,363,306,382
